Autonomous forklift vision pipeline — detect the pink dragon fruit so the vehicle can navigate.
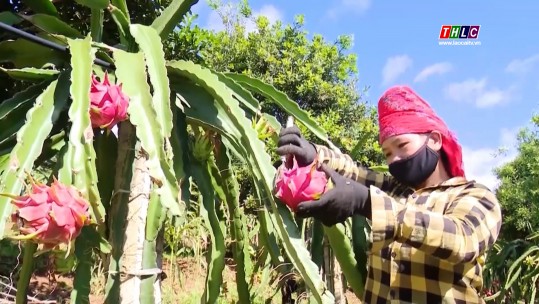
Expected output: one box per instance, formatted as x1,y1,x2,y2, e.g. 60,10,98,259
7,178,91,249
274,158,331,211
89,71,129,130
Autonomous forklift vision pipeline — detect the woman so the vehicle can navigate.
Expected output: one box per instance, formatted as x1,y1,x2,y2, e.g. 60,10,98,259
276,85,502,303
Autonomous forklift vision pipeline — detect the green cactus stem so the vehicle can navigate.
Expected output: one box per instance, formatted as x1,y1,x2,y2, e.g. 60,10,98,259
16,241,37,304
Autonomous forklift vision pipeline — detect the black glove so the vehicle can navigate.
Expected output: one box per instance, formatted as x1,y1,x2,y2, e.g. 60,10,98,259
276,126,317,167
295,164,372,226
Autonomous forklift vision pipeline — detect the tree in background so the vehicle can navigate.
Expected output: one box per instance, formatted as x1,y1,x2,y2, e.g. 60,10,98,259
494,114,539,240
477,114,539,303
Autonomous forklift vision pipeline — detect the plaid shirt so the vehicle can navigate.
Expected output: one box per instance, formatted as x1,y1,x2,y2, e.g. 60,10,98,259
314,144,502,304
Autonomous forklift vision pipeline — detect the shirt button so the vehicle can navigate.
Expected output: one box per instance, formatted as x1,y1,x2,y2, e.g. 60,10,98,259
399,263,405,272
391,251,397,258
376,189,381,194
411,194,417,198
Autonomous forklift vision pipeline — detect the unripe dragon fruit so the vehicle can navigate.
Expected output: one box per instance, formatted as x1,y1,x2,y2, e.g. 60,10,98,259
191,130,214,163
252,115,276,141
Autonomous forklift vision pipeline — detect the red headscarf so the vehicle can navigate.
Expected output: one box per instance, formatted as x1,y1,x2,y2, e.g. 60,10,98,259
377,85,465,178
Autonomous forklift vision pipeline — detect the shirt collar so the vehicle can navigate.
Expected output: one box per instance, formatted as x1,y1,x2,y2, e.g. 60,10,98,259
415,176,470,192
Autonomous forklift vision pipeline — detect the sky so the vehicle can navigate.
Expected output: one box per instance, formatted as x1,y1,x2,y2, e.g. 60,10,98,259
188,0,539,191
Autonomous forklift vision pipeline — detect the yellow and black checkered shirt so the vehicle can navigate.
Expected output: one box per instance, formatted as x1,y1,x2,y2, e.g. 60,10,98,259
314,144,502,304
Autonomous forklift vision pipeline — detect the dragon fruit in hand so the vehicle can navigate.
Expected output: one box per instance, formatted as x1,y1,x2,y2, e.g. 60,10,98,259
274,158,331,211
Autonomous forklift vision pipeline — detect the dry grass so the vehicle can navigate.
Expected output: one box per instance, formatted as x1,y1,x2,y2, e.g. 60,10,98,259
0,256,363,303
162,255,277,304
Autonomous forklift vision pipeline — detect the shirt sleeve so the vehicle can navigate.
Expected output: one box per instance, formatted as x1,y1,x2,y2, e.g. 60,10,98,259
369,182,503,264
313,144,409,196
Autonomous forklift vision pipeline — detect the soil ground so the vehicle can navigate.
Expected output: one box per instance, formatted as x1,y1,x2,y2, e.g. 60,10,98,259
2,257,361,303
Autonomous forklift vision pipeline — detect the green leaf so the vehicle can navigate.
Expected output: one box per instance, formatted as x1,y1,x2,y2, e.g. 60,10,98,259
170,82,229,135
107,4,131,46
505,246,539,288
145,187,167,242
22,0,58,16
0,11,22,25
94,50,115,69
56,140,72,185
225,73,337,149
5,79,67,171
191,161,226,304
20,14,83,38
53,249,76,273
257,208,285,268
369,165,389,173
262,113,281,140
216,72,260,114
324,224,365,297
15,242,37,303
114,50,184,218
69,225,111,304
522,261,539,280
170,105,190,206
151,0,199,40
351,215,369,286
129,24,173,139
100,235,112,254
0,38,66,68
209,144,252,303
65,36,106,225
111,0,129,19
0,80,51,126
310,220,324,268
93,131,117,211
75,0,109,9
167,60,334,303
0,73,69,239
140,188,165,304
0,154,10,174
0,67,59,82
70,227,95,304
90,8,105,42
35,131,66,175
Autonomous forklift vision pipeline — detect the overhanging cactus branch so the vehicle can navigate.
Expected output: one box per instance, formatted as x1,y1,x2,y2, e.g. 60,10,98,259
0,21,114,70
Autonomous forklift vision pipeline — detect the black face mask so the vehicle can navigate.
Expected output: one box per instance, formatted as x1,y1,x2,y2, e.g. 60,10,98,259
388,138,439,187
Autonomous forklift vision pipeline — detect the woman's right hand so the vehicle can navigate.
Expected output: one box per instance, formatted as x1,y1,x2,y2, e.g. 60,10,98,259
276,126,317,167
